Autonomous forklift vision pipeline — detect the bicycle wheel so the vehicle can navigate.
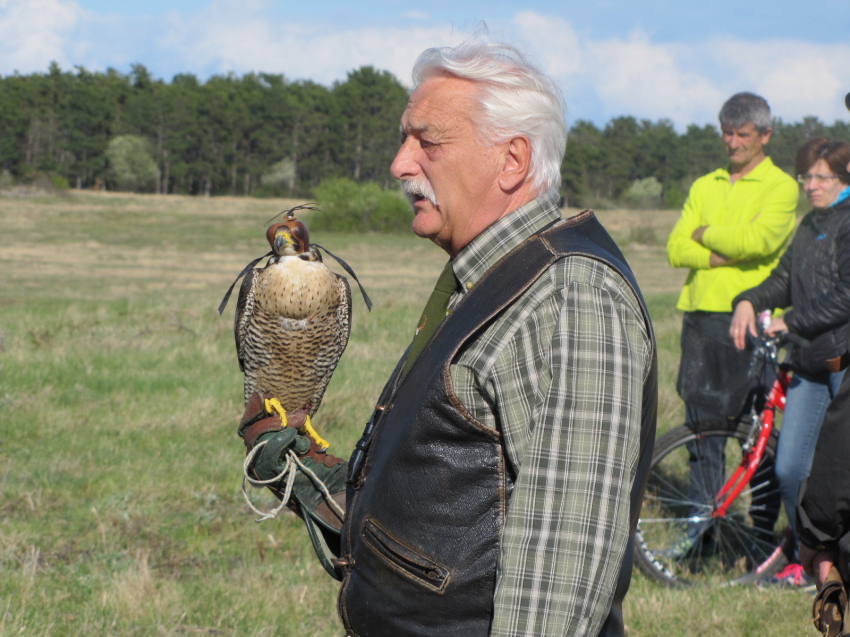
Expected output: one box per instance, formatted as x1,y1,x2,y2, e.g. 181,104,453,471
634,421,788,587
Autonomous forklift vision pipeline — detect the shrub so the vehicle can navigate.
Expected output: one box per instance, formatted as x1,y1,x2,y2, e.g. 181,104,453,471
17,171,69,194
51,175,70,190
664,181,686,210
626,221,661,246
0,170,14,190
255,159,296,197
625,176,663,209
106,135,158,192
312,178,413,233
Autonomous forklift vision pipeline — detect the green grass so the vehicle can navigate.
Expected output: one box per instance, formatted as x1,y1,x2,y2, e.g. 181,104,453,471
0,192,813,636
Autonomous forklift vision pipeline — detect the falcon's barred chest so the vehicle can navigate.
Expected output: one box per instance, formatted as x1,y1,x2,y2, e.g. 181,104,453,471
233,213,352,416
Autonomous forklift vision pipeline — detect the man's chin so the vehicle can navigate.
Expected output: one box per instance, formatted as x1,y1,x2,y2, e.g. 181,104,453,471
411,208,442,240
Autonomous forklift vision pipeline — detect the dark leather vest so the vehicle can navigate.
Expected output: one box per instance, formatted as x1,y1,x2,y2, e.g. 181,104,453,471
338,210,657,637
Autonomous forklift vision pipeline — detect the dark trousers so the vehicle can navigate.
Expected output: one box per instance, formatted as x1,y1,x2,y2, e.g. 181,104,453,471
679,312,781,539
797,366,850,581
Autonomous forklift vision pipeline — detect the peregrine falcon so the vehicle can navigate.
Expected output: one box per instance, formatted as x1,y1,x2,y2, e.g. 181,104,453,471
230,210,353,446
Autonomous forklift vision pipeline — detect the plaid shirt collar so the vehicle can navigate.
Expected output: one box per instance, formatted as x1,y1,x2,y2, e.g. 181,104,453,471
451,192,562,297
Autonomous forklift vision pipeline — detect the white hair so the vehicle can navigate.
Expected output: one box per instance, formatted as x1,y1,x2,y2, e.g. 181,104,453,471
412,37,568,196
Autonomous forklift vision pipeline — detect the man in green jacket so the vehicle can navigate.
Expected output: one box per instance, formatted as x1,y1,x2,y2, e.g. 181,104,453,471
666,92,797,557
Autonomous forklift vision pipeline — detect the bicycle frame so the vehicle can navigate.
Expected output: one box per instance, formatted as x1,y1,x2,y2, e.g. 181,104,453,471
712,362,790,519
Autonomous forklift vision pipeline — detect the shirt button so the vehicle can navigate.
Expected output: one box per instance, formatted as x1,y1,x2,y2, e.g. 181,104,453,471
466,281,473,289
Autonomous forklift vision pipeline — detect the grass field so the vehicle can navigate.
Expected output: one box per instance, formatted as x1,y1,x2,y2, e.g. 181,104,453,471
0,191,815,636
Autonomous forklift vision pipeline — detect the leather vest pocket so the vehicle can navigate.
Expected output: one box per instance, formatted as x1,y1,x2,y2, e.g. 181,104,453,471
362,518,450,593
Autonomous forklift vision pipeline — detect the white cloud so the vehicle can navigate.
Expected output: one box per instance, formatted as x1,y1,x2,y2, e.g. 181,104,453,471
510,15,850,128
1,2,848,128
513,12,581,79
156,0,458,84
707,38,850,124
584,32,724,126
0,0,82,73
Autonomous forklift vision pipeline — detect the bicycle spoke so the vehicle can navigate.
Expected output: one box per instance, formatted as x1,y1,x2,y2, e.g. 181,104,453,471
640,516,712,524
634,425,783,587
643,495,714,510
645,468,694,505
738,479,780,499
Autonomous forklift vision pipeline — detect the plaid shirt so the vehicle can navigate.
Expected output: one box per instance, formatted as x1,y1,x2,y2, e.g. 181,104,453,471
446,193,651,637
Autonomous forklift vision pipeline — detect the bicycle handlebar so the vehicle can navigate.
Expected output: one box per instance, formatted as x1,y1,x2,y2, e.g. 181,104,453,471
771,330,810,349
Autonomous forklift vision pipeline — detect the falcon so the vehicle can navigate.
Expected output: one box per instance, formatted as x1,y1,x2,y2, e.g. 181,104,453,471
231,209,353,448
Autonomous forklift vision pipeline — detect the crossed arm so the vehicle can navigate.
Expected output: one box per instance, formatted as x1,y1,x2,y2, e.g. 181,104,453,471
667,179,797,271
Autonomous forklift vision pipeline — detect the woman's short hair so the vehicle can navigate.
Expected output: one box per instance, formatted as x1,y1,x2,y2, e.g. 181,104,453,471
412,38,567,196
795,138,850,185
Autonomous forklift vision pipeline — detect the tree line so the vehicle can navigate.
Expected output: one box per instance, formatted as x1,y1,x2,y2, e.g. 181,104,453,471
565,115,850,208
0,62,408,197
1,63,848,208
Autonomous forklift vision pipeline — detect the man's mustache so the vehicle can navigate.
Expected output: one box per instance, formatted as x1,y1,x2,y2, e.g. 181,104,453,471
400,178,438,207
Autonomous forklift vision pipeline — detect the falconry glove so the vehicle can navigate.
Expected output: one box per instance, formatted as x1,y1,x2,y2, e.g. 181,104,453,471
239,392,347,580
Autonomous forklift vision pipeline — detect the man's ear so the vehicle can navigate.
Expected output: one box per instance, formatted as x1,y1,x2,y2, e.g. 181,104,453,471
760,127,773,145
498,136,531,192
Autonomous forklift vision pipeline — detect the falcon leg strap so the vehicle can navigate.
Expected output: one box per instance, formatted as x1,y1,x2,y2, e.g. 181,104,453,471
241,439,346,523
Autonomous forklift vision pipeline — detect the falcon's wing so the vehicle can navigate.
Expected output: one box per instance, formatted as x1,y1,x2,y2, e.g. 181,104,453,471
234,268,260,373
309,272,353,415
333,272,353,359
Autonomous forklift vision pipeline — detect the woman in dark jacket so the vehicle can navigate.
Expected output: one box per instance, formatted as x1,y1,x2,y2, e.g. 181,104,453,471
797,95,850,595
730,138,850,584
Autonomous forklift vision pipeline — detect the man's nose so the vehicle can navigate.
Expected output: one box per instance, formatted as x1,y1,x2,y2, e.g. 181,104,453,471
391,138,419,181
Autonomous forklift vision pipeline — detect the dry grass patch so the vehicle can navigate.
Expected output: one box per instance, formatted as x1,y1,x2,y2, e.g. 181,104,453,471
101,550,182,620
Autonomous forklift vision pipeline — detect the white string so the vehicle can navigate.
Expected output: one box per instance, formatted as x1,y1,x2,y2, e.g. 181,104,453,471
241,440,345,522
288,453,346,518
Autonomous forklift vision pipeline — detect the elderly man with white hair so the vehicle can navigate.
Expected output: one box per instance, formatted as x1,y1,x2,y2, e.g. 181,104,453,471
251,36,657,637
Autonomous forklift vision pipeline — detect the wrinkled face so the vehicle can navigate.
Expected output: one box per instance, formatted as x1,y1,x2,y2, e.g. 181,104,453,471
390,76,503,254
721,122,771,170
803,158,848,209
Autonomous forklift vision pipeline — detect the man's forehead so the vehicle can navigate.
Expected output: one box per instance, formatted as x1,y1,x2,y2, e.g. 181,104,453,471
721,122,758,134
400,77,478,133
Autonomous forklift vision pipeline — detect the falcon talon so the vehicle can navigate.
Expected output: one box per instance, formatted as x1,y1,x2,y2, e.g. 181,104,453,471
302,415,330,452
264,398,289,428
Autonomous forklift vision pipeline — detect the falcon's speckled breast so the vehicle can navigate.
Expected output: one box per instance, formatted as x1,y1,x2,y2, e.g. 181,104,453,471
235,254,352,415
255,258,339,320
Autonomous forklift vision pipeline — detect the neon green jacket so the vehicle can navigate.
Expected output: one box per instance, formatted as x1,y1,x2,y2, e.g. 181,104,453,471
667,156,798,312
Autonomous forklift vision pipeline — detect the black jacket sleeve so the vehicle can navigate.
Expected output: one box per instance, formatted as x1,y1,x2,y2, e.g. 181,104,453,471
784,216,850,337
733,245,793,312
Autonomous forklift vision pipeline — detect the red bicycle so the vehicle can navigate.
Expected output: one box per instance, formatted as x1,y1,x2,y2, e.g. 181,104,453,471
635,332,796,587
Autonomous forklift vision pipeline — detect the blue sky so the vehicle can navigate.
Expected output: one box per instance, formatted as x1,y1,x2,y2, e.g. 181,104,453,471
2,0,849,129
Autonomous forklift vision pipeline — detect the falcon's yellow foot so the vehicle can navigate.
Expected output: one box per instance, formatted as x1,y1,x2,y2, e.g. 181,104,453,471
263,398,330,451
303,415,330,452
264,398,289,427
